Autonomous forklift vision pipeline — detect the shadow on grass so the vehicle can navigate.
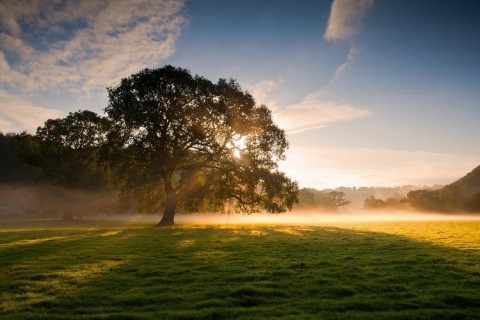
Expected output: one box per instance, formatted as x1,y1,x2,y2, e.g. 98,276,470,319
0,222,479,319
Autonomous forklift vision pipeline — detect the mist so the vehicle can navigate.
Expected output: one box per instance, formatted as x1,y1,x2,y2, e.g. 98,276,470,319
2,183,479,225
0,184,124,220
171,210,480,225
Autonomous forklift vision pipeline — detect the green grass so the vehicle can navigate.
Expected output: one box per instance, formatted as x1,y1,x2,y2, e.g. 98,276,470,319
0,220,479,319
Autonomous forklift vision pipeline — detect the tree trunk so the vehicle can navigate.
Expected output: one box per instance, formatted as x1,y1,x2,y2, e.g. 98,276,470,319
158,199,176,227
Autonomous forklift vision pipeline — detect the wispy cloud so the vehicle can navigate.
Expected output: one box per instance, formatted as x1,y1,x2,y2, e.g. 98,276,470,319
330,45,361,84
273,91,370,134
280,146,480,189
324,0,374,85
324,0,374,41
0,89,64,133
0,0,187,94
246,78,283,111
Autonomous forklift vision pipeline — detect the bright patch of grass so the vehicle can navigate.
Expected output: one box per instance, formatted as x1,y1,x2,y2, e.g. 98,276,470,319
0,220,479,319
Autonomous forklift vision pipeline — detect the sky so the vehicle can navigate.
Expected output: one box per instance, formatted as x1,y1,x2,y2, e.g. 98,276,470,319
1,0,480,189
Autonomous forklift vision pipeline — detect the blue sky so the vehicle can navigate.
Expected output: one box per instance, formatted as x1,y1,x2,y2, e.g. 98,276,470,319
1,0,479,188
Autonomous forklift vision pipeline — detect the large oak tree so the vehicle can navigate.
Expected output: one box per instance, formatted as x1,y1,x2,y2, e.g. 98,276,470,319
105,66,298,226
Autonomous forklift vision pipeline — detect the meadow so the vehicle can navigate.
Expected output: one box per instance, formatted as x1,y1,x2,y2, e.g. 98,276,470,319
0,219,479,319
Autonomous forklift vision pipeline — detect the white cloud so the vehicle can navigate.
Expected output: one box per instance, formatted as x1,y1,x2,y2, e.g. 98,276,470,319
280,146,480,189
245,78,283,111
0,89,64,133
324,0,374,41
0,0,187,94
273,91,370,134
330,45,361,83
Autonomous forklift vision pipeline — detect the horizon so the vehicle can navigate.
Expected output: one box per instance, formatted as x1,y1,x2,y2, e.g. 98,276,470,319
1,0,480,189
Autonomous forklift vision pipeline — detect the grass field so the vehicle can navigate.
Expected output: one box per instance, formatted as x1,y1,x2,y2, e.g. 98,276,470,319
0,219,479,319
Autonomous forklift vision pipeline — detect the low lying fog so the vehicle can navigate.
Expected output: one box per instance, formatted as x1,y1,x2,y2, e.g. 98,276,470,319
173,211,480,225
1,184,479,225
90,211,480,225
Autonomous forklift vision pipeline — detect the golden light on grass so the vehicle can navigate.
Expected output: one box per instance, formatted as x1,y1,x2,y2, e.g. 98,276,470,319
0,236,67,249
0,259,126,312
99,230,122,237
1,220,479,318
177,239,196,248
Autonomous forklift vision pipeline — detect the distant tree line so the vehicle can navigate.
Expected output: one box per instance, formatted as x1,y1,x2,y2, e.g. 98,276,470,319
363,195,410,210
406,168,480,212
294,188,351,211
362,166,480,213
294,167,480,214
0,126,125,220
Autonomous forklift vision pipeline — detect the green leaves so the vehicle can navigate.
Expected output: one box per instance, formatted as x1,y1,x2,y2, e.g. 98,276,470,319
104,65,298,217
35,110,112,190
29,66,298,223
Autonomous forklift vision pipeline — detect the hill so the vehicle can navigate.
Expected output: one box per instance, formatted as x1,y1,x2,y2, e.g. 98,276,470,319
447,165,480,196
443,165,480,211
408,165,480,212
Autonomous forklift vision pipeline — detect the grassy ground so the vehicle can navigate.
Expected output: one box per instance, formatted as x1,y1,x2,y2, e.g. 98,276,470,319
0,219,479,319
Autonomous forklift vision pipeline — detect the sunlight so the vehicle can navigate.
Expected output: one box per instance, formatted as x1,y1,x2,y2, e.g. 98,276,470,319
99,230,122,237
229,135,247,159
175,211,480,226
54,260,124,283
0,259,126,312
177,239,196,248
0,236,67,249
233,148,241,158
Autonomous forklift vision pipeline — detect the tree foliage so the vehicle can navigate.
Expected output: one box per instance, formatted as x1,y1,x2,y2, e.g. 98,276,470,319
104,66,298,225
32,111,115,220
294,188,351,211
363,195,409,210
0,132,41,185
327,191,351,208
35,110,112,189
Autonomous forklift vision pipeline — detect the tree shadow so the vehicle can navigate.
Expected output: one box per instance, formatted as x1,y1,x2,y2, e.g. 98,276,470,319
1,223,479,319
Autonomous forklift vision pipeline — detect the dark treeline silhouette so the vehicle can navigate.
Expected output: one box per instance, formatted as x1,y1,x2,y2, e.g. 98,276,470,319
294,170,480,214
295,188,351,212
406,166,480,212
363,195,411,211
1,66,299,226
361,166,480,213
295,185,424,211
0,130,126,220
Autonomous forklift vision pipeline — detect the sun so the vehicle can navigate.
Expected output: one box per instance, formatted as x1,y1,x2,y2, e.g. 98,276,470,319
229,135,247,159
233,148,241,159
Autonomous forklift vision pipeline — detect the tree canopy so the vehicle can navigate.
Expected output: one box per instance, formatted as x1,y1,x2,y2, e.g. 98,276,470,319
36,110,112,190
104,65,298,226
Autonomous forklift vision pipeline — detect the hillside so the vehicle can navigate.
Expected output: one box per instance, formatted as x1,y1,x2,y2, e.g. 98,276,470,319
447,165,480,196
408,165,480,212
443,165,480,211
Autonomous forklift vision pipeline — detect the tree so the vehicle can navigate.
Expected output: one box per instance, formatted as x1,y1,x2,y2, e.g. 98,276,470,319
407,189,444,212
363,195,386,210
34,110,113,220
465,192,480,212
296,188,317,209
0,132,41,185
104,66,298,226
327,191,351,209
363,194,409,210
